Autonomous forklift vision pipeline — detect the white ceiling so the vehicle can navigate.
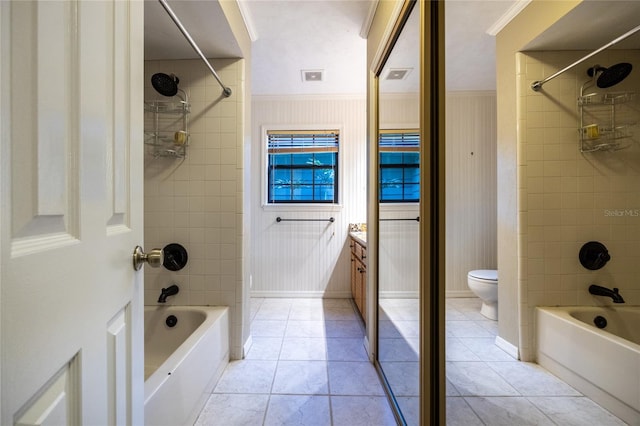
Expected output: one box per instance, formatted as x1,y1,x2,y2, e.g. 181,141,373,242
445,1,517,91
144,0,640,95
144,0,243,60
524,1,640,51
247,0,371,95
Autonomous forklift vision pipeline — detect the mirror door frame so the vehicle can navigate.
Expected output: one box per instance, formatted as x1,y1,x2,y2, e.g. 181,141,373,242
368,0,445,424
419,1,445,424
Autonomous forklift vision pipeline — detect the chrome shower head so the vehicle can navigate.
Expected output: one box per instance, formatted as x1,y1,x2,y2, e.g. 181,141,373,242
587,63,633,88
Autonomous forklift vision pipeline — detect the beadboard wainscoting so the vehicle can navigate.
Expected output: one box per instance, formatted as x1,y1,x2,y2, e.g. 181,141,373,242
143,59,247,359
380,92,496,297
445,92,498,297
250,93,497,299
251,96,367,297
379,205,420,299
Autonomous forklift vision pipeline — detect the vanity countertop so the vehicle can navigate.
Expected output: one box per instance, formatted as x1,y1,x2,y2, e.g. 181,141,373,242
350,231,367,246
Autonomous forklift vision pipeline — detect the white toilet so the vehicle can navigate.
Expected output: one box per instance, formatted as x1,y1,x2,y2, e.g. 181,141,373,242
467,270,498,320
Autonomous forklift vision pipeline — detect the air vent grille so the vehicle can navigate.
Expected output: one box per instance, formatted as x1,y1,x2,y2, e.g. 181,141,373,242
302,70,324,82
386,68,411,80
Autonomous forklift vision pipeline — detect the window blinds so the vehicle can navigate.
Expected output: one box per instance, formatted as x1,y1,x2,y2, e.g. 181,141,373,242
268,130,339,153
379,130,420,151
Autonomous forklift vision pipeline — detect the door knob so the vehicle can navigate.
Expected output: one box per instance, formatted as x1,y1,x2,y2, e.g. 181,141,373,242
132,246,164,271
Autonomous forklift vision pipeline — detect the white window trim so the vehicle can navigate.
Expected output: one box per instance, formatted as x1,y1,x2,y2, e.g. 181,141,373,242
261,124,344,211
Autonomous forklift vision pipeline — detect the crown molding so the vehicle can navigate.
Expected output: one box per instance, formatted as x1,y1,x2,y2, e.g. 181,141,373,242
486,0,532,36
237,0,258,42
360,0,379,39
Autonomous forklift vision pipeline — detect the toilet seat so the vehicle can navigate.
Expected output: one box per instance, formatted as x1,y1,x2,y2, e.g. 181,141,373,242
468,269,497,283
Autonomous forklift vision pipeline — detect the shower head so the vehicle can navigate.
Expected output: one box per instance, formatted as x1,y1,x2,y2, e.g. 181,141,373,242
151,72,180,97
587,63,633,88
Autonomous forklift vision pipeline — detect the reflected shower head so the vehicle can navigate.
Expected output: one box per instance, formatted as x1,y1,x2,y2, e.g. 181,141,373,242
587,63,633,88
151,72,180,97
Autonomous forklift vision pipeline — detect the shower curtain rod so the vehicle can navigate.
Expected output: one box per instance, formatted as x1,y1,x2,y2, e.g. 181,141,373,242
158,0,232,98
531,24,640,92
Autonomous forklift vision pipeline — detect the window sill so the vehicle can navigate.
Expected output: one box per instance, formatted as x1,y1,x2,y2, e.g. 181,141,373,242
262,203,343,212
379,203,419,212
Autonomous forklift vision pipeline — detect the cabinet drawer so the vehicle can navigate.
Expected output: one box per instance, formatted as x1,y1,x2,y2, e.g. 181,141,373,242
351,238,367,263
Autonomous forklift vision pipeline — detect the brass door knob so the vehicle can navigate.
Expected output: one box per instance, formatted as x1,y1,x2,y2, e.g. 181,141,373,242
132,246,164,271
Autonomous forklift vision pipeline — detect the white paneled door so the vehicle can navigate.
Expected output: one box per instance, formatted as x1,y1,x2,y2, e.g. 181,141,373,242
1,1,144,425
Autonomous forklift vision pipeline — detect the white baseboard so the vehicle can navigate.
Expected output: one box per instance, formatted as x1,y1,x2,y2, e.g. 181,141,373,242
495,335,519,360
445,290,475,298
363,335,373,362
250,291,351,299
379,290,476,299
379,291,419,299
251,290,474,299
242,335,253,359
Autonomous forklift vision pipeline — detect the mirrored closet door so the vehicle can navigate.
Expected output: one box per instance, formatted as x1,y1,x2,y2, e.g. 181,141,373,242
376,2,420,424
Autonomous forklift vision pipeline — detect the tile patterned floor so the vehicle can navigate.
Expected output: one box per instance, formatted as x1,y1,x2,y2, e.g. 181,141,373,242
445,298,625,426
195,297,627,425
195,298,397,426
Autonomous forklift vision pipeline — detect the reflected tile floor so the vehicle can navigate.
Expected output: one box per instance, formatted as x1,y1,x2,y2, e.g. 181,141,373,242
195,298,396,426
380,298,625,425
445,298,625,426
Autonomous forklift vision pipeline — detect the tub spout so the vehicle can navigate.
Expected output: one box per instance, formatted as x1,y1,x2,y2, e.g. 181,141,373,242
589,284,624,303
158,284,179,303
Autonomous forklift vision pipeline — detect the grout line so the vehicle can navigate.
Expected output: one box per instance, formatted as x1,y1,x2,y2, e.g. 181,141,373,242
459,396,490,425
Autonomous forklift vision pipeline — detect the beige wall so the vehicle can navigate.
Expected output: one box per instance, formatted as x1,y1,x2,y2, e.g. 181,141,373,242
446,92,497,296
496,0,580,355
219,0,253,359
517,49,640,360
144,58,247,359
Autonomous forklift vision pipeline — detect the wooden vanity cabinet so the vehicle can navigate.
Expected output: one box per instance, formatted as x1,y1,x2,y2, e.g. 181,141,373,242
350,237,367,324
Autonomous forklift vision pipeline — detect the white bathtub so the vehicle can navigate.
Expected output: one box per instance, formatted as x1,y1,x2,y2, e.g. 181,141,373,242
537,306,640,425
144,306,229,426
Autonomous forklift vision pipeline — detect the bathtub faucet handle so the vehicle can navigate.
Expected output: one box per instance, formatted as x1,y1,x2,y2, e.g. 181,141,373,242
158,284,179,303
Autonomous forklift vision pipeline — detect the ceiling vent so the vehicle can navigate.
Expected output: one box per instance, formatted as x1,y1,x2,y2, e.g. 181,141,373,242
302,70,324,82
386,68,412,80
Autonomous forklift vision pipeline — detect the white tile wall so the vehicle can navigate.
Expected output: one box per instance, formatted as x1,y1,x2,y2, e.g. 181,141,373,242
517,50,640,360
144,58,247,359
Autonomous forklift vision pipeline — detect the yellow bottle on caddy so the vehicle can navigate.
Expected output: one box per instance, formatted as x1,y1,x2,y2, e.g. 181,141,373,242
174,130,188,146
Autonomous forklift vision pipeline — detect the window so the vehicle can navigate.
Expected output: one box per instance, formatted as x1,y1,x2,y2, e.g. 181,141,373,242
379,130,420,203
267,130,339,204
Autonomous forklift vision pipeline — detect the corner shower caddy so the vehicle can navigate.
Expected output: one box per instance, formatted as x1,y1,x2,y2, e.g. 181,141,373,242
578,91,636,152
144,100,190,158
